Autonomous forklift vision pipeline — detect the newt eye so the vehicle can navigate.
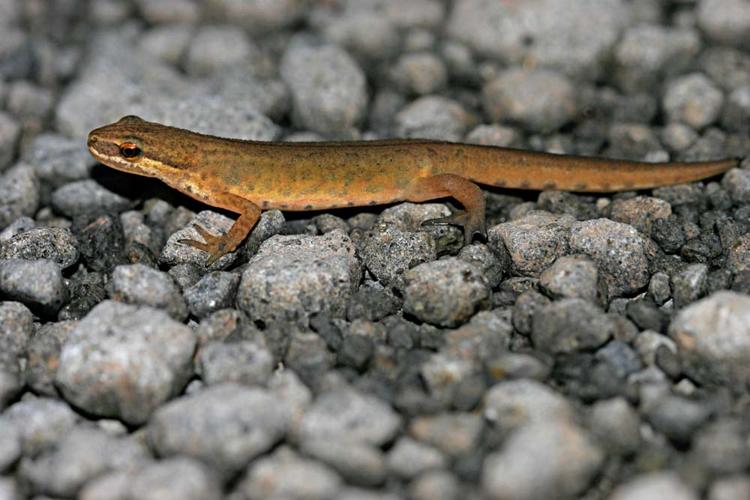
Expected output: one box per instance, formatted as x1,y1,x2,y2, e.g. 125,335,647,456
120,142,141,159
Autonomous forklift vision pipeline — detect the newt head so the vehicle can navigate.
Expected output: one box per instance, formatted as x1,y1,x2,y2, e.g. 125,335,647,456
87,115,195,179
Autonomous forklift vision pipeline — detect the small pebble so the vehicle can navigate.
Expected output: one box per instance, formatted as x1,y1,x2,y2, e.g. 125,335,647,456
539,255,602,303
0,259,66,314
609,472,698,500
569,218,650,297
532,298,616,353
236,447,342,500
281,42,367,137
109,264,187,321
670,291,750,388
395,95,475,141
482,68,577,133
663,73,724,129
56,301,195,424
148,383,290,476
197,340,273,386
482,418,604,500
403,258,490,327
183,271,240,319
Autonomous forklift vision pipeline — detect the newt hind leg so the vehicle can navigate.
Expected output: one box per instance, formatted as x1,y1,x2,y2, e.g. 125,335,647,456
178,193,261,265
405,174,486,243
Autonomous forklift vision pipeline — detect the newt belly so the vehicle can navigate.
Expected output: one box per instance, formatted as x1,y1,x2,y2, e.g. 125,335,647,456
87,115,740,264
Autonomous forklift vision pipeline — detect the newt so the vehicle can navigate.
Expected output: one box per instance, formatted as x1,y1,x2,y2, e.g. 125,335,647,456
87,115,740,264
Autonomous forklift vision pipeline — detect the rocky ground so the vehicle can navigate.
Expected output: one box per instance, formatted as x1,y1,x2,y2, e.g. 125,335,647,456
0,0,750,499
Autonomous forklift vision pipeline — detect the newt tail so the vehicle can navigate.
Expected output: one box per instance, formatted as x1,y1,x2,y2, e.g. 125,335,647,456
87,116,742,263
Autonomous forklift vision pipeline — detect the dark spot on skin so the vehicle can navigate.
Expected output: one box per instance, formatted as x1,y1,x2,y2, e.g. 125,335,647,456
368,201,377,206
542,181,557,190
262,201,270,208
281,204,289,209
494,180,506,187
304,204,313,210
330,204,338,209
520,180,531,189
347,202,355,207
600,183,611,191
575,183,587,191
623,181,635,189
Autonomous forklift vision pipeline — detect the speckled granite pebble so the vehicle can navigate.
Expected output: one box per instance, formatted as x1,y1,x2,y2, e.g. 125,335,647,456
56,301,195,424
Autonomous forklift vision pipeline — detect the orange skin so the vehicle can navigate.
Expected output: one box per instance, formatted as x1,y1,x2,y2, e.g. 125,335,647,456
87,116,739,264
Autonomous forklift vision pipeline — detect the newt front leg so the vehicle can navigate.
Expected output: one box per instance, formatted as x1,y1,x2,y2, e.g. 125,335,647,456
405,173,487,243
178,192,261,265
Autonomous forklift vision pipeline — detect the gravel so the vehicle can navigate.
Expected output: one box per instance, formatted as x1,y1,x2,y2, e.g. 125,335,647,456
55,301,196,424
1,1,749,497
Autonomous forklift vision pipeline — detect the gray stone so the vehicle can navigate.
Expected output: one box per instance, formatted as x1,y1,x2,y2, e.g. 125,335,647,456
457,243,508,289
237,230,361,325
56,301,196,424
664,73,724,129
394,95,474,141
2,397,79,456
25,320,77,396
697,0,750,48
669,291,750,387
722,85,750,132
281,42,366,137
0,165,39,229
184,26,257,77
709,476,750,500
692,418,750,475
148,383,289,475
134,0,200,24
482,68,576,132
649,271,672,305
465,124,523,148
183,271,240,319
0,259,66,313
489,212,574,277
0,477,19,500
447,0,628,77
532,298,615,353
386,437,446,480
0,216,34,243
390,52,447,95
0,301,32,358
197,340,273,387
138,25,192,65
610,196,672,237
483,379,573,431
409,413,483,457
321,12,399,61
300,437,386,486
728,233,750,274
403,258,489,327
589,398,641,455
296,388,401,446
109,264,187,321
204,0,307,33
0,420,20,473
539,255,601,303
20,425,148,498
569,218,650,297
614,24,700,92
236,447,342,500
671,263,708,308
482,419,604,500
0,227,79,269
0,112,20,171
409,470,459,500
722,168,750,204
361,220,438,290
609,472,698,500
51,180,131,218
